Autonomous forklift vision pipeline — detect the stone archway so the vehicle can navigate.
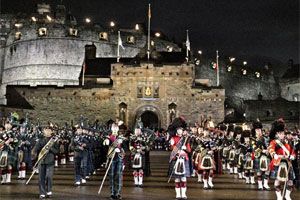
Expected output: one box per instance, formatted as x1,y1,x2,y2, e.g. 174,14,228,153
134,105,162,130
141,111,158,130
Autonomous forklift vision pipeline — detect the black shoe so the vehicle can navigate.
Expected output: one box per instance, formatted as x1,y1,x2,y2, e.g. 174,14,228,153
109,195,116,200
116,195,122,200
134,184,138,187
139,184,143,188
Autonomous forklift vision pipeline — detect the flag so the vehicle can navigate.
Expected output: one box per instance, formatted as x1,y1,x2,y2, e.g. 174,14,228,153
83,60,86,73
186,31,190,51
118,33,125,50
148,4,151,19
215,61,218,71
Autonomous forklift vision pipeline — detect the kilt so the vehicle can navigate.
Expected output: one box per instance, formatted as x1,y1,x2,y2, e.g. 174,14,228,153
7,149,18,168
131,153,145,170
168,157,191,178
254,156,270,172
270,165,295,180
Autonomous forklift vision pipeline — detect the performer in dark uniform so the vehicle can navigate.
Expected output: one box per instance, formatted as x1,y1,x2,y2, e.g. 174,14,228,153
107,121,126,200
291,131,300,189
130,125,146,187
71,126,89,186
33,125,59,199
252,119,271,190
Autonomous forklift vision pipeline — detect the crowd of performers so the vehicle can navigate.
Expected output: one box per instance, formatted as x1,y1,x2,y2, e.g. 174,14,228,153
167,117,300,200
0,113,299,200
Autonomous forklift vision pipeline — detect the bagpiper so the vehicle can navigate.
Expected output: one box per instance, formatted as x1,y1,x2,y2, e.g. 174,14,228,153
168,117,190,200
252,119,271,190
0,121,19,184
130,123,146,187
268,119,296,200
240,129,255,184
195,128,216,189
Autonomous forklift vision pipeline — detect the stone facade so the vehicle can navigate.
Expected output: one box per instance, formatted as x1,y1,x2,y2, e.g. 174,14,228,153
2,62,225,130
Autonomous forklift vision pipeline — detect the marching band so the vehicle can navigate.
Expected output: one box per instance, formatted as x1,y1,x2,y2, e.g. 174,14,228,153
0,113,299,200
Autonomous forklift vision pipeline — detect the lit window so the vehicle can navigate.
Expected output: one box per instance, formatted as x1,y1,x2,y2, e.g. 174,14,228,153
227,65,232,72
155,32,160,37
255,72,260,78
31,16,37,22
293,94,299,102
151,40,155,46
242,69,247,75
69,28,78,36
127,36,135,44
211,62,216,69
15,32,21,40
14,23,22,28
195,59,200,66
135,24,139,30
38,28,47,36
167,46,173,52
99,32,108,40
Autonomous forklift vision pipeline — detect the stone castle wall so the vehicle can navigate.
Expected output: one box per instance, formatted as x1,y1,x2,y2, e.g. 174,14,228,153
1,63,225,130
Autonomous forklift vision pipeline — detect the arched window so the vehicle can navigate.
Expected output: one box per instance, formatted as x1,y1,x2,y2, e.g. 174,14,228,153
99,32,108,40
119,103,127,124
168,103,177,123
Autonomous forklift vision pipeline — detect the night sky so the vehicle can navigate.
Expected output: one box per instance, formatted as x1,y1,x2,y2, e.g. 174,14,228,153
1,0,299,74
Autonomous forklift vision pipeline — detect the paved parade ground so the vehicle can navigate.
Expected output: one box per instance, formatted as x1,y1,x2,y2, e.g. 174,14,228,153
0,151,299,200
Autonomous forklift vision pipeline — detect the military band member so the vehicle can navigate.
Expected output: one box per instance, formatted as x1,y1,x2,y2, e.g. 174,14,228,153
168,117,190,200
17,126,35,180
130,126,146,187
71,126,89,186
252,120,271,190
33,125,59,199
107,121,126,200
241,130,255,184
0,122,19,184
196,129,216,189
269,119,296,200
291,131,300,189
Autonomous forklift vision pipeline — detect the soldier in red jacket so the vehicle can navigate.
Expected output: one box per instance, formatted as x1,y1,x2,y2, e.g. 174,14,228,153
268,119,296,200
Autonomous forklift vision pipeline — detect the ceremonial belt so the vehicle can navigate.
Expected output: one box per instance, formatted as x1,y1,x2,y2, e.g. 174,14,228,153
275,139,290,157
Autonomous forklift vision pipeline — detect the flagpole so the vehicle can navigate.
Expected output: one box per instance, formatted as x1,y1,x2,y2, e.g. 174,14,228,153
186,30,189,62
117,31,120,63
82,60,85,86
147,4,151,60
216,50,219,87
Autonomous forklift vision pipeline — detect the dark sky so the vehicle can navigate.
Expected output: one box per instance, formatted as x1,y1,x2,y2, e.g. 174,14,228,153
1,0,299,68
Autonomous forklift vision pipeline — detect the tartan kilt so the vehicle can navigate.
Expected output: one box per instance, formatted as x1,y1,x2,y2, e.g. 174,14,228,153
197,155,216,171
254,156,270,172
130,153,145,170
270,165,295,180
168,158,191,178
7,149,18,168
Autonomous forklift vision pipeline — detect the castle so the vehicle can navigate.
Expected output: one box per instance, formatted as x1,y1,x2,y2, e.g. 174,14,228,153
0,3,298,129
